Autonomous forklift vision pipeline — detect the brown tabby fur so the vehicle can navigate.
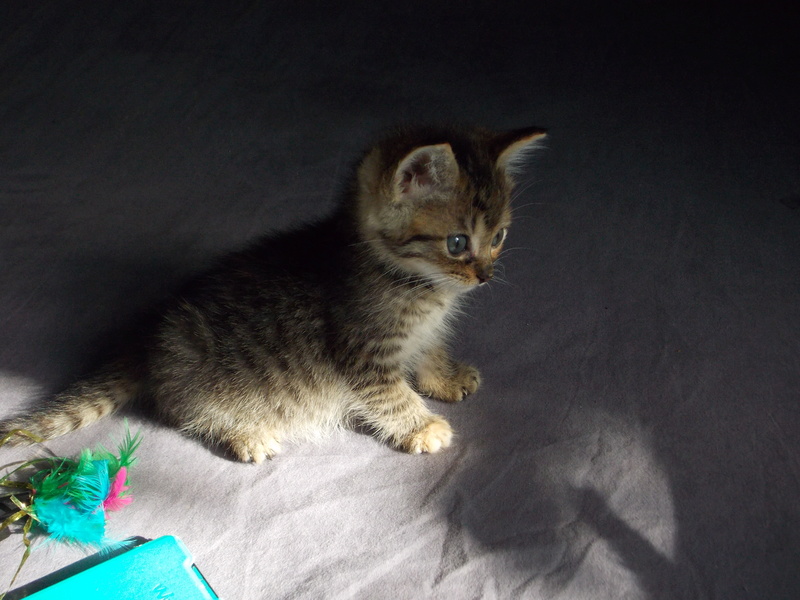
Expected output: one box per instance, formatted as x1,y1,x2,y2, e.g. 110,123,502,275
1,125,546,462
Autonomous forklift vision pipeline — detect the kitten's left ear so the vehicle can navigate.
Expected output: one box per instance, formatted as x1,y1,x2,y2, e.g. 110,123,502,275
392,143,459,202
492,126,548,174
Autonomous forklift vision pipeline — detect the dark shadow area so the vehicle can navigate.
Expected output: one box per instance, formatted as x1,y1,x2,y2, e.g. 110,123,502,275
0,254,190,397
575,487,696,600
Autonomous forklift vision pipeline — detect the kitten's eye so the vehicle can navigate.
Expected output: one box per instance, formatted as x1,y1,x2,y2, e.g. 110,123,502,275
447,234,469,255
491,228,507,248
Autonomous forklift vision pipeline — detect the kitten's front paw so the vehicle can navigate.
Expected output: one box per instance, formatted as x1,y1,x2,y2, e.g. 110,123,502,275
404,417,453,454
229,434,282,464
416,363,481,402
418,362,481,403
452,363,481,400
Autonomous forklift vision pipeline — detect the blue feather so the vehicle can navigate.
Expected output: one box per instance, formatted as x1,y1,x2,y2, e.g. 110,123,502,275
33,497,106,546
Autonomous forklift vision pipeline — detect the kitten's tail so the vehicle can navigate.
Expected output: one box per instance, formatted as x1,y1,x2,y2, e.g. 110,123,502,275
0,359,142,444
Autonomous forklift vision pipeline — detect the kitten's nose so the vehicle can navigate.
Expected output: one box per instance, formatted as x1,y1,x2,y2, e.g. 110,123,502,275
476,264,493,284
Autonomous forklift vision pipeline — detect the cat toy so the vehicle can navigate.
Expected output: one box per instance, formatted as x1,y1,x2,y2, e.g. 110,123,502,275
0,424,141,596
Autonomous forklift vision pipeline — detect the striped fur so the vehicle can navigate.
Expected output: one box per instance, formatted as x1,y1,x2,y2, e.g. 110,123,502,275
1,125,546,462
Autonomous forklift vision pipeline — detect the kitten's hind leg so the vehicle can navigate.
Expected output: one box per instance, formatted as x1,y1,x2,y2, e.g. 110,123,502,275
415,346,481,403
171,410,283,463
355,377,452,454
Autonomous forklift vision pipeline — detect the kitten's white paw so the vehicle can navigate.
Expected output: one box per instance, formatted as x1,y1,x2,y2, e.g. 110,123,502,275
406,417,453,454
231,435,282,463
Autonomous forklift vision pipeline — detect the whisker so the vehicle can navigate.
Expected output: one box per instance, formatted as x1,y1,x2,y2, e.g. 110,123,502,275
510,200,546,214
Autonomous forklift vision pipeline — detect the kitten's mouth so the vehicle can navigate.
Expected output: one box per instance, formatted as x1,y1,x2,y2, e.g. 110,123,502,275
437,274,484,293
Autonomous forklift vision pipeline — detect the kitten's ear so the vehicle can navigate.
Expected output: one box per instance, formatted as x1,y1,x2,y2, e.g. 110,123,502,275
492,127,548,175
393,143,458,202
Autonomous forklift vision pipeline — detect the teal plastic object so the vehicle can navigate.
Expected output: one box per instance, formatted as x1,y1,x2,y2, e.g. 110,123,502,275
25,535,219,599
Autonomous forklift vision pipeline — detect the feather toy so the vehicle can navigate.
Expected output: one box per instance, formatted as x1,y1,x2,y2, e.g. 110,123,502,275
0,424,141,597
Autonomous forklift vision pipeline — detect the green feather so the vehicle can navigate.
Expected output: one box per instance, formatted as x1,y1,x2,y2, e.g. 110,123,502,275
30,459,78,501
92,421,142,477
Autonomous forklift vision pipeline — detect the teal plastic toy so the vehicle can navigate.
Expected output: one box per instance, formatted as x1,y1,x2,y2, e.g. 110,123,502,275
25,536,219,599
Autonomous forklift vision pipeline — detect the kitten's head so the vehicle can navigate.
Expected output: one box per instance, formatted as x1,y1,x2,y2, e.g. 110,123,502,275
355,125,546,293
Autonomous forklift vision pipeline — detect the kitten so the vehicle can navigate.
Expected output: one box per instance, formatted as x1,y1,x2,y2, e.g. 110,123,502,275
1,125,546,462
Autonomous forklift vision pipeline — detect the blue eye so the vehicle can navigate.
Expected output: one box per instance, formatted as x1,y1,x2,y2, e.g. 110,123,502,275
447,234,469,255
491,228,507,248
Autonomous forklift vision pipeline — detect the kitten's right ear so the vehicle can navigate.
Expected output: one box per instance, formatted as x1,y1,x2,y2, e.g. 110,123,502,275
492,127,548,175
392,144,458,202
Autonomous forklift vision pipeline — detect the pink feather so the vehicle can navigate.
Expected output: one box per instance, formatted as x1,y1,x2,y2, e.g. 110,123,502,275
103,467,132,512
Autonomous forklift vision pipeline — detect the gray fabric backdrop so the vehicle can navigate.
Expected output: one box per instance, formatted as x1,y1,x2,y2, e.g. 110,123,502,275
1,2,798,598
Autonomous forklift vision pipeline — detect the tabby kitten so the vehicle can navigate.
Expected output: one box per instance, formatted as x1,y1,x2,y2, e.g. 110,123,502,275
1,125,546,462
